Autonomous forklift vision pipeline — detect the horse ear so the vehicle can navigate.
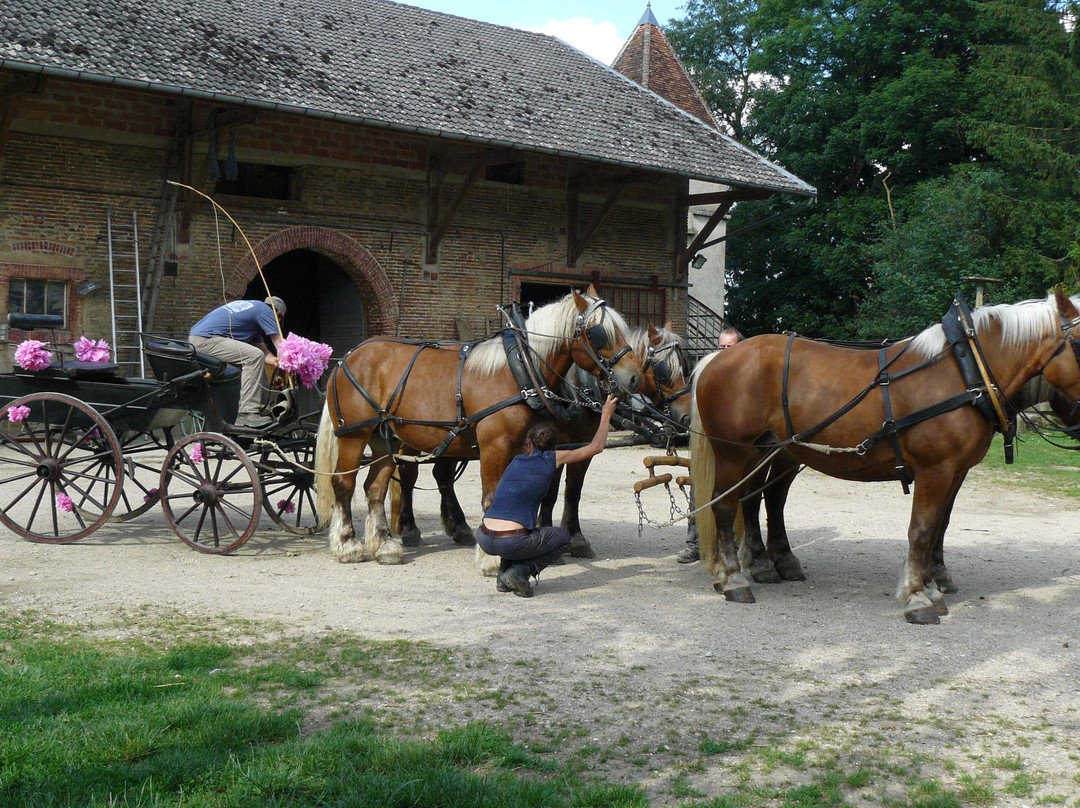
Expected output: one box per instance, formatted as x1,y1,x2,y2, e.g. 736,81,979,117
585,283,599,297
573,289,589,312
648,323,660,342
1055,284,1079,320
663,319,673,332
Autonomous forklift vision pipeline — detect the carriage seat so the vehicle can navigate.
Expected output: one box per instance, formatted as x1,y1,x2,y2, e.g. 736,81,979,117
144,338,239,382
13,361,122,381
8,313,65,330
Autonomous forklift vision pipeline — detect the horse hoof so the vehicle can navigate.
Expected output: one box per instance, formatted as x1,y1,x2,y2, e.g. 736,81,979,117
933,600,949,616
452,528,476,546
375,541,405,565
720,586,755,603
932,565,958,593
775,555,806,582
750,562,782,584
904,606,941,625
335,547,366,563
569,537,595,559
400,528,423,548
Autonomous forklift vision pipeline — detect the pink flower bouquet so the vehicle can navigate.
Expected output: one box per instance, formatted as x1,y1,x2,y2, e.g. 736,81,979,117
56,492,74,513
278,333,333,388
74,337,112,363
14,340,52,371
7,405,30,423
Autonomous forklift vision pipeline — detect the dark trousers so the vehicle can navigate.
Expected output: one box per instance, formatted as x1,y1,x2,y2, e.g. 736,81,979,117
477,525,571,573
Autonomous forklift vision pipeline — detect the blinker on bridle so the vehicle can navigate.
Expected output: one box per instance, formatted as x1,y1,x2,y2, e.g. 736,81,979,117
576,297,632,379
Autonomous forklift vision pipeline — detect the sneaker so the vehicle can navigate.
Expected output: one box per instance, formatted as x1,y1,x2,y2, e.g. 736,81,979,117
498,564,534,598
235,413,274,429
676,546,700,564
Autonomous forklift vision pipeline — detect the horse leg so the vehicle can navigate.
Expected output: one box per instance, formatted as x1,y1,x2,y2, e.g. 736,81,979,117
329,439,366,563
930,486,963,594
363,458,404,565
898,469,959,624
396,461,423,547
561,459,595,559
762,455,806,582
737,463,782,584
473,455,506,578
433,458,475,546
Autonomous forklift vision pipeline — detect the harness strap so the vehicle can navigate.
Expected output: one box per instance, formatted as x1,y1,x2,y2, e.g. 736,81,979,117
878,346,912,494
781,334,796,440
856,390,984,455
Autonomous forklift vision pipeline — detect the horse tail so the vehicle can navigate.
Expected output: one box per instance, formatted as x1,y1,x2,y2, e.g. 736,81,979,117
689,392,718,575
315,400,338,525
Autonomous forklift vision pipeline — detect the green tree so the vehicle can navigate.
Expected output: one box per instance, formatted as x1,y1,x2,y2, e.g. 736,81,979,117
665,0,759,141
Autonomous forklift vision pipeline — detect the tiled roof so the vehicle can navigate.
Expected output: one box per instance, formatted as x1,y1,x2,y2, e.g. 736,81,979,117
612,8,720,131
0,0,814,196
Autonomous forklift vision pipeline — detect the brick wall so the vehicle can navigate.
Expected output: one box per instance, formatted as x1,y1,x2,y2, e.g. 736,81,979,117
0,76,686,368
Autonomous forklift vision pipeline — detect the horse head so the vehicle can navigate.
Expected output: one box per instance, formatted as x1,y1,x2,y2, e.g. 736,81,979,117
640,321,692,428
570,286,643,393
1037,286,1080,406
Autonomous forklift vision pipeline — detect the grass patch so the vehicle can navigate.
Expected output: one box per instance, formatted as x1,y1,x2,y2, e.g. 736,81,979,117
976,433,1080,497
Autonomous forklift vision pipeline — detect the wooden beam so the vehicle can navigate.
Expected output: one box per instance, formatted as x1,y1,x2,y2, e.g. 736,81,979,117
568,186,621,267
178,106,259,239
679,199,734,267
426,159,483,264
442,148,520,174
686,187,771,206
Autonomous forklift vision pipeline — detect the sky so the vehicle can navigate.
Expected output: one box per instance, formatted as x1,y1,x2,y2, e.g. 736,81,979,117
395,1,686,65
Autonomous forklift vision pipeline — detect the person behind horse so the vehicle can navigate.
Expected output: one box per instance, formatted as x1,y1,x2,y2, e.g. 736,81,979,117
678,327,743,564
478,394,618,598
189,295,286,429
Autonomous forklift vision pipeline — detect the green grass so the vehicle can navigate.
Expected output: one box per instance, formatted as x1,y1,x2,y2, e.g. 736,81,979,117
976,432,1080,497
0,614,645,808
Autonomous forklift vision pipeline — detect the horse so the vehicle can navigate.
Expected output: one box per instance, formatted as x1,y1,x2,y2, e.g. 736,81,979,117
314,288,644,571
392,322,693,558
734,372,1080,591
690,288,1080,624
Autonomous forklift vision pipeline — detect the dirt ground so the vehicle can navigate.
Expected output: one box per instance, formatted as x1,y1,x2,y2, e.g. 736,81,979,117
2,441,1079,804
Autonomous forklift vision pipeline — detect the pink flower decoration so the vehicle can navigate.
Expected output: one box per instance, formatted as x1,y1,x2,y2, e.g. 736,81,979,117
56,493,73,513
277,333,333,389
189,442,204,463
74,337,112,363
7,405,30,423
14,340,52,371
276,499,296,515
143,488,159,503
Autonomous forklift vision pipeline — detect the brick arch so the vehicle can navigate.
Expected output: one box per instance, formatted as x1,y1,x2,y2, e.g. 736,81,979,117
229,226,397,336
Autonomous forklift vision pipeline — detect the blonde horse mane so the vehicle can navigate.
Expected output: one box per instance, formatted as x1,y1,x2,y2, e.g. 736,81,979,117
629,325,685,380
464,291,629,376
909,292,1078,360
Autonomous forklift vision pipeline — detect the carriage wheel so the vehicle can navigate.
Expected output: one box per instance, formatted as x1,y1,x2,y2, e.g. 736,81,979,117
256,429,325,535
160,432,261,554
0,393,123,543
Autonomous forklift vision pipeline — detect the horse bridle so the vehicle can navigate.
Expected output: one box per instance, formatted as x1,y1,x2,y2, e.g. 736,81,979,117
575,296,633,385
643,339,691,411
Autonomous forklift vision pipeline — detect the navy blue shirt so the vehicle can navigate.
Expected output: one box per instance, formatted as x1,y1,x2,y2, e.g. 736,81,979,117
190,300,280,343
484,450,557,529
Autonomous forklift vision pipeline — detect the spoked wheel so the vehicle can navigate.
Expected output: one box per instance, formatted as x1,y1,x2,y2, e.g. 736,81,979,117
160,432,261,554
256,429,324,535
0,393,123,543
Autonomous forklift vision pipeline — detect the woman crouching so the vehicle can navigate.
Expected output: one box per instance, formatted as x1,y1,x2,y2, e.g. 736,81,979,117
477,394,619,598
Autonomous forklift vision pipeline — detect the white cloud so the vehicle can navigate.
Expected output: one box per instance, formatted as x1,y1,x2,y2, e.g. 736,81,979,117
538,18,624,65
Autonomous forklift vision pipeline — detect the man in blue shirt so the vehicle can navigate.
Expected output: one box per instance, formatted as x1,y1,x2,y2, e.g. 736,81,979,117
189,296,285,428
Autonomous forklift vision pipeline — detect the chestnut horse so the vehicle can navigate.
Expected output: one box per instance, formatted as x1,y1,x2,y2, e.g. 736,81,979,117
314,289,643,571
690,288,1080,624
735,372,1080,591
393,322,693,557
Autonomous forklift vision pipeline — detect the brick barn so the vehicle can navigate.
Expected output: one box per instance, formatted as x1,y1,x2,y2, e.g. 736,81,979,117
0,0,813,372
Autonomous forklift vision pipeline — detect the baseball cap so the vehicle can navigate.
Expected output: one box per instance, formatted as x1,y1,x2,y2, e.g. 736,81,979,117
265,296,287,315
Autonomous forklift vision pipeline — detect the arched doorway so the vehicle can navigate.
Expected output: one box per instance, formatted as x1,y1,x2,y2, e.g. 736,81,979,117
243,249,365,358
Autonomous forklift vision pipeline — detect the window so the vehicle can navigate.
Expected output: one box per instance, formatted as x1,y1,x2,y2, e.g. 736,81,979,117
9,278,67,325
215,163,299,200
485,161,525,185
